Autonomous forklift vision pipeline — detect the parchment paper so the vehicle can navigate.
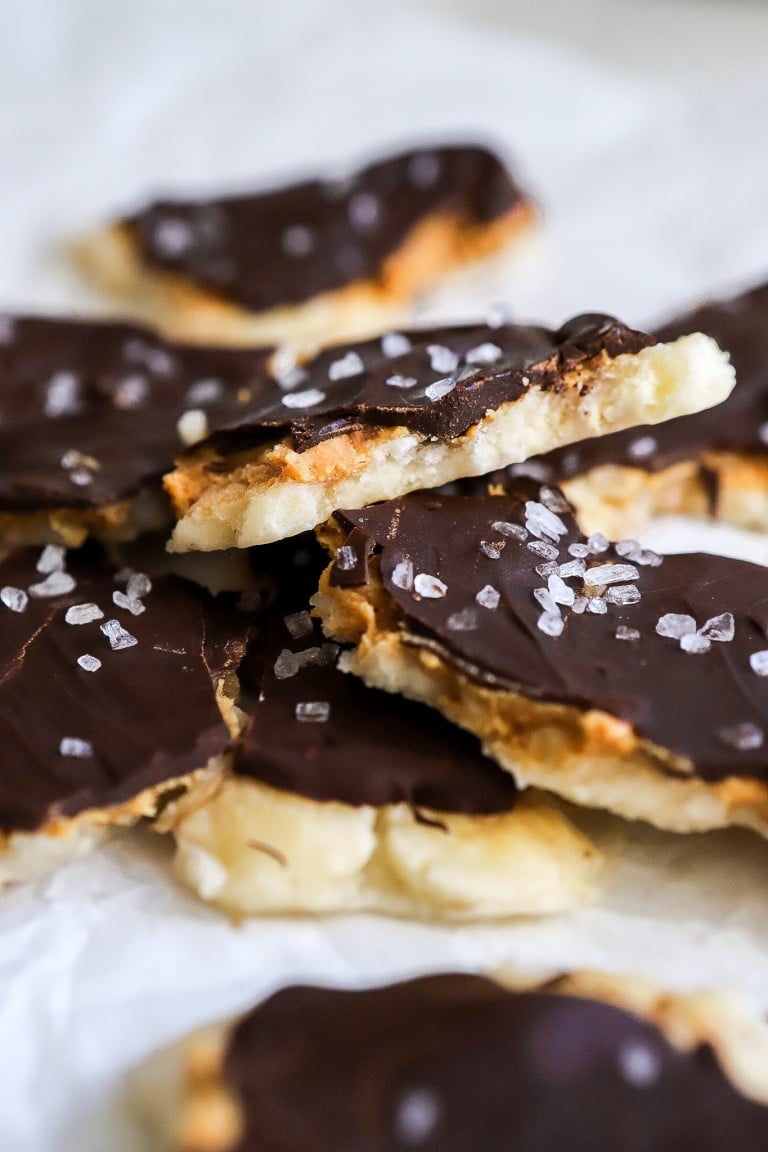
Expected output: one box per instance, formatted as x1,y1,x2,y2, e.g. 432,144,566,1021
2,2,768,1149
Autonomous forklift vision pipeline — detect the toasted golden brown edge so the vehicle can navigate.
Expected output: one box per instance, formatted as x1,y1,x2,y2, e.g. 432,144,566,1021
165,334,734,551
74,204,536,349
562,452,768,539
167,773,602,920
0,487,171,550
311,554,768,837
0,681,243,887
129,970,768,1152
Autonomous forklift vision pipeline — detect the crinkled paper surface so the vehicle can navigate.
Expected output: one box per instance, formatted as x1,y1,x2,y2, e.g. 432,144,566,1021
2,2,768,1148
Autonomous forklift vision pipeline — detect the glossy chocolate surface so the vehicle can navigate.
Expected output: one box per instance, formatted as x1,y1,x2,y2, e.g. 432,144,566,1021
0,315,270,512
235,540,517,813
333,481,768,781
223,974,768,1151
125,144,528,311
0,545,248,832
203,312,652,454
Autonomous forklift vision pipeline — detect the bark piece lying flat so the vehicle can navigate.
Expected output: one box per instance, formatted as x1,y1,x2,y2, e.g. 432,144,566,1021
165,313,733,550
170,537,600,919
0,544,248,883
0,314,272,547
131,971,768,1152
507,281,768,536
314,479,768,836
76,144,536,347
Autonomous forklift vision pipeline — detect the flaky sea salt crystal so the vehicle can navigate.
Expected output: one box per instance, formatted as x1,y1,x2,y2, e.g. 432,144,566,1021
587,532,609,554
385,374,418,390
534,588,559,615
537,611,564,637
153,215,194,256
587,597,607,614
427,344,459,374
480,541,502,560
584,563,639,586
282,224,315,257
177,409,209,445
77,654,101,673
525,500,567,542
44,371,80,418
557,559,587,580
348,191,380,233
408,151,441,188
284,610,313,640
28,571,76,598
491,521,527,542
627,435,658,461
1,586,27,613
185,378,224,406
65,603,103,625
274,363,308,392
100,619,138,650
750,650,768,677
425,377,456,402
113,374,150,410
274,648,301,679
447,608,479,632
59,737,93,758
699,613,735,642
618,1042,662,1088
606,584,641,606
70,468,93,487
281,388,326,409
538,485,571,514
615,539,640,558
391,558,414,591
568,542,590,558
394,1087,441,1144
719,722,763,751
616,625,640,641
113,590,146,616
37,544,66,574
656,613,697,640
548,573,575,606
335,545,357,571
476,584,500,610
634,549,663,568
680,632,711,654
414,573,447,598
328,351,364,380
535,562,558,578
527,540,559,561
381,332,412,358
295,701,331,723
572,596,588,614
126,573,152,600
465,343,502,365
145,347,177,376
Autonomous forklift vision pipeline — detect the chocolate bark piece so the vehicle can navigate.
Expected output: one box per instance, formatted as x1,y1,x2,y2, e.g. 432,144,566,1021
78,144,537,346
314,479,768,835
165,314,734,550
0,315,271,546
0,544,248,839
171,539,601,920
139,973,768,1152
490,281,768,535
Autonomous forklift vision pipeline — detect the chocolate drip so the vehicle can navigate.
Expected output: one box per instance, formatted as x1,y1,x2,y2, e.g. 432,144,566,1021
223,974,768,1151
125,145,528,312
334,482,768,782
0,546,248,832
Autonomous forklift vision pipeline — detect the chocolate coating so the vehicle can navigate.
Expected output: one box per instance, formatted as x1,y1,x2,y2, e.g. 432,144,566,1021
235,545,517,814
0,546,248,833
223,974,768,1151
527,280,768,482
334,482,768,781
203,313,653,454
0,316,270,512
125,144,529,312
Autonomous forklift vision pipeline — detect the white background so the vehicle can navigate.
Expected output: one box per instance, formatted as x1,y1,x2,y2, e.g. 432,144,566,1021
3,2,768,1149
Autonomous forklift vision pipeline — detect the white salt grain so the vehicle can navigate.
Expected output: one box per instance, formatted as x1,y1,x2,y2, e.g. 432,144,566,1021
100,619,138,650
28,572,76,598
281,388,326,409
391,559,414,591
492,521,527,542
37,544,66,574
381,332,412,358
77,654,102,673
719,722,763,751
295,701,331,723
446,608,479,632
537,611,564,637
65,603,103,625
185,378,224,406
750,651,768,677
656,613,697,640
59,737,93,758
476,585,500,610
113,590,146,616
699,613,735,642
284,611,314,640
548,573,575,606
427,345,459,374
335,545,357,571
464,343,502,365
386,374,418,390
587,532,609,554
616,625,641,641
584,564,639,587
606,584,641,606
328,351,364,380
414,573,447,599
177,409,209,445
1,586,27,613
424,377,456,402
680,633,711,654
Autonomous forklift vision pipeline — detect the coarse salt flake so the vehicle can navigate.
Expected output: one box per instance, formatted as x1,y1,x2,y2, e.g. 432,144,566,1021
699,613,735,642
427,344,459,374
295,701,331,723
391,559,414,591
381,332,412,358
425,377,456,402
386,374,418,390
465,343,502,365
537,611,564,637
28,571,76,598
750,650,768,676
328,351,364,381
476,584,500,610
719,722,763,751
447,608,479,632
100,619,138,651
1,586,27,613
281,389,326,410
492,521,527,542
656,613,696,640
335,545,357,572
65,603,103,625
616,625,640,641
284,611,313,640
680,632,711,654
59,737,93,758
77,654,102,673
584,563,639,587
113,590,146,616
185,378,224,406
414,573,447,598
177,409,209,445
37,544,66,574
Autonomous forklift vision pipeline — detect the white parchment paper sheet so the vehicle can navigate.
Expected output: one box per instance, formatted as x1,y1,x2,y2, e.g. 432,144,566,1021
2,2,768,1149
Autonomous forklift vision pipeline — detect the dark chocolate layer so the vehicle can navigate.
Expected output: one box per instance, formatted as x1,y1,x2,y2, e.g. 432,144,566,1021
0,545,248,833
202,313,653,454
125,144,529,312
333,481,768,782
223,974,768,1152
235,541,517,814
0,316,270,512
527,280,768,482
